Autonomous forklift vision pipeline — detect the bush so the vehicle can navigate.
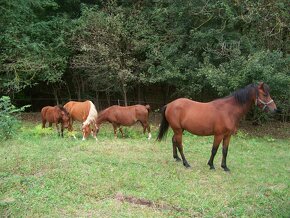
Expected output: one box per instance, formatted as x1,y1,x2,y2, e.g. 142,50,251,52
0,96,30,140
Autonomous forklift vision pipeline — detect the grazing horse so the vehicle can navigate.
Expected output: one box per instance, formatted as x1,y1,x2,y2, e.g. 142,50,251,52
64,100,98,140
157,82,277,171
96,105,151,139
41,105,70,137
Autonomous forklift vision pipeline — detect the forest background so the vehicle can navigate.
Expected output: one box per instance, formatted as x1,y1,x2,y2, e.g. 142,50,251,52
0,0,289,121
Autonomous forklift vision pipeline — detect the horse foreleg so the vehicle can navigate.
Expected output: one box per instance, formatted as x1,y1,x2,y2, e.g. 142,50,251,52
92,125,98,141
174,130,190,168
221,135,231,172
207,135,223,170
119,127,124,138
172,136,181,162
61,124,64,138
55,123,60,136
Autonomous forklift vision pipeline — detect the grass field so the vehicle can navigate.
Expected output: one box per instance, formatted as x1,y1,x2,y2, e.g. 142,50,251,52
1,121,289,217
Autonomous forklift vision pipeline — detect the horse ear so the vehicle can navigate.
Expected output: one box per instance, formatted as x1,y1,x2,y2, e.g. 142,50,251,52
258,82,265,90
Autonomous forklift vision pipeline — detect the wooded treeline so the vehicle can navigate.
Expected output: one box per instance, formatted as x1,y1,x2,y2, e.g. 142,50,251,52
0,0,289,120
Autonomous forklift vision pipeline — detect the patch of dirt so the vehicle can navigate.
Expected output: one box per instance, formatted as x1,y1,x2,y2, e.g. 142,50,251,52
20,112,41,123
115,192,184,213
239,120,290,139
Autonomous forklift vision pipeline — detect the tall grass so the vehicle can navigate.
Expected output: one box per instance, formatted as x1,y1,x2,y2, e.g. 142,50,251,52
1,122,289,217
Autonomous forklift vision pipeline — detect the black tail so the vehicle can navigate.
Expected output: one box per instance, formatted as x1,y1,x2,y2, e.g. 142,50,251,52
157,105,169,141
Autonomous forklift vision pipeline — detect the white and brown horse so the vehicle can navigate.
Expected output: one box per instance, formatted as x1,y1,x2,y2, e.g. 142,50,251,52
64,100,98,140
96,104,151,139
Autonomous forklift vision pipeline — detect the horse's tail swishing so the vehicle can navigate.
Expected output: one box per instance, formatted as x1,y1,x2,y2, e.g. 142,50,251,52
157,105,169,141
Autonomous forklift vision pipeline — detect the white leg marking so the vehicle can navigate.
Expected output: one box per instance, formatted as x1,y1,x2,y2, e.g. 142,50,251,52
148,133,152,140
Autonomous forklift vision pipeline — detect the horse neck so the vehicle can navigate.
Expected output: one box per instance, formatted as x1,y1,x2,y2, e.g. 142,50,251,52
83,101,98,125
226,95,255,121
96,111,108,125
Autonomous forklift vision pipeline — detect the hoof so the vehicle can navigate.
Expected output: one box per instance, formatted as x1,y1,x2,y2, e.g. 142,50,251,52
209,165,215,170
174,157,182,162
184,163,191,168
222,166,230,172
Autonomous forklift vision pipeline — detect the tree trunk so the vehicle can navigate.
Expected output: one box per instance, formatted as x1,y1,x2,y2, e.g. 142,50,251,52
73,75,81,101
106,91,111,106
77,87,81,101
137,85,142,104
95,91,99,111
81,77,85,98
52,84,59,105
65,82,72,100
122,84,128,106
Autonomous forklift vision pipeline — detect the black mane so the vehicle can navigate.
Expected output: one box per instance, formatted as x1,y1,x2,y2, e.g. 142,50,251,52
231,84,257,105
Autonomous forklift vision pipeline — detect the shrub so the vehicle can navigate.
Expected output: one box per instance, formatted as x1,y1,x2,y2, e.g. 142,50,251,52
0,96,30,140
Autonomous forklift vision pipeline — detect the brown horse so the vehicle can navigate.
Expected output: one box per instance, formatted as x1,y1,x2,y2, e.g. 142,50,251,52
41,105,70,137
96,104,151,139
64,100,98,140
157,82,277,171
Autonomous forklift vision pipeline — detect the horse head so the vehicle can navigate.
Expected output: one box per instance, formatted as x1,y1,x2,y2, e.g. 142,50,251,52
255,82,277,113
59,106,70,128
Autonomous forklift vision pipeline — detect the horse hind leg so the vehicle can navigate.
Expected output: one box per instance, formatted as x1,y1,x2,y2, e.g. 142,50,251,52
42,119,46,128
146,123,151,140
221,135,231,172
119,127,125,138
112,123,118,138
140,121,151,140
174,130,190,168
172,136,181,162
207,135,223,170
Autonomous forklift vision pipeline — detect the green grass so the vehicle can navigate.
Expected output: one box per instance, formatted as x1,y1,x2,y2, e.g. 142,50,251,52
1,122,289,217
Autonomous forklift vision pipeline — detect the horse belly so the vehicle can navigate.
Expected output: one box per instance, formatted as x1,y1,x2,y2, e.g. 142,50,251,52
115,114,136,126
181,113,215,136
71,113,85,122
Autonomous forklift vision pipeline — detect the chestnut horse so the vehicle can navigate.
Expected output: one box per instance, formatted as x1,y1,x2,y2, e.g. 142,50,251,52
41,105,70,137
64,100,98,140
96,105,151,139
157,82,277,171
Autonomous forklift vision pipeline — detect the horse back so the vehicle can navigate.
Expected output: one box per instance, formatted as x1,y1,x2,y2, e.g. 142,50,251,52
41,106,61,122
65,100,91,122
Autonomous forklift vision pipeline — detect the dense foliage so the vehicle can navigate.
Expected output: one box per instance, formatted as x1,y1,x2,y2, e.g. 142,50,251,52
0,0,289,119
0,96,29,139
